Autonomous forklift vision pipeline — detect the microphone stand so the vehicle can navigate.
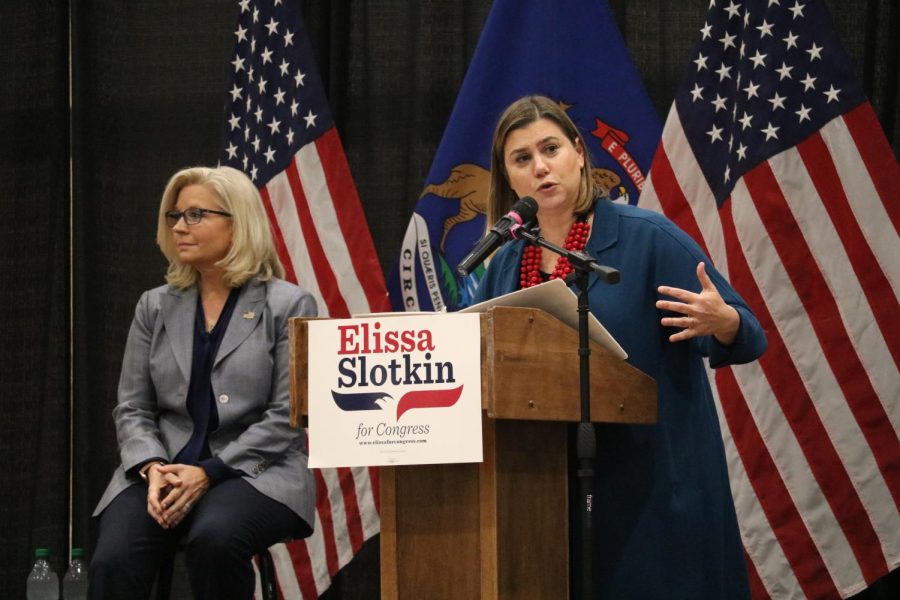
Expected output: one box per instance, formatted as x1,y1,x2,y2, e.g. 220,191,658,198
515,225,619,600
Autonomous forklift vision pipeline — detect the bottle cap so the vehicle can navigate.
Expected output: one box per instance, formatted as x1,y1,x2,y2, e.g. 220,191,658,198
71,548,85,558
35,548,50,558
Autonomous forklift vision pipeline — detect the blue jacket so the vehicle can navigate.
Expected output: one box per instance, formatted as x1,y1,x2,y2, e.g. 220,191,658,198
473,199,767,599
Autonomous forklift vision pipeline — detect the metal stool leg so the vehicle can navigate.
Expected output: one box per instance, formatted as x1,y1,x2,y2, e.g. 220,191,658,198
258,548,277,600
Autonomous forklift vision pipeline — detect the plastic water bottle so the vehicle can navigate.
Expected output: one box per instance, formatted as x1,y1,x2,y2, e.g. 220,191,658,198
26,548,59,600
62,548,88,600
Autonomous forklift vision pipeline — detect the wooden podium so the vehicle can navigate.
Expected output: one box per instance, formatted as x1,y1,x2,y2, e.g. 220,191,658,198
289,306,656,600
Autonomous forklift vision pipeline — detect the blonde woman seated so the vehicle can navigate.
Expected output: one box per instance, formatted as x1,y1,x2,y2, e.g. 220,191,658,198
89,166,316,599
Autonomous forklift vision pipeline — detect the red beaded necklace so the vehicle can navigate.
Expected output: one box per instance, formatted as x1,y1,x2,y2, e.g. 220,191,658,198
519,217,591,289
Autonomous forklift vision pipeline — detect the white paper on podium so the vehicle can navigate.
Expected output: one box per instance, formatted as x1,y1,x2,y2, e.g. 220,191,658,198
459,278,627,360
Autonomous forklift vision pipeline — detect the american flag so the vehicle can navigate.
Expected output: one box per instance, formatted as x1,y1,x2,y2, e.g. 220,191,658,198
638,1,899,598
219,0,388,597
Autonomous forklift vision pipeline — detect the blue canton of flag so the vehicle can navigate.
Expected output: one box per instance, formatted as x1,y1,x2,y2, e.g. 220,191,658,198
677,0,865,204
221,0,332,185
387,0,661,312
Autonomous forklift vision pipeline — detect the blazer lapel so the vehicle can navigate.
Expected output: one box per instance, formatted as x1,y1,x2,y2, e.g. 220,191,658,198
499,241,526,295
214,279,267,368
161,286,197,382
585,200,620,294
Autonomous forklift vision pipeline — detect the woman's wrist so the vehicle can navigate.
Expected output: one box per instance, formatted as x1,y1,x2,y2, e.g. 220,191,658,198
713,306,741,346
139,460,167,481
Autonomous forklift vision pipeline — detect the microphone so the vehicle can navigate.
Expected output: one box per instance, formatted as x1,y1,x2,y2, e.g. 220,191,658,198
456,196,539,277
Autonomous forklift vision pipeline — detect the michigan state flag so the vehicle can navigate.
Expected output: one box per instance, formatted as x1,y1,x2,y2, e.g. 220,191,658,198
388,0,661,311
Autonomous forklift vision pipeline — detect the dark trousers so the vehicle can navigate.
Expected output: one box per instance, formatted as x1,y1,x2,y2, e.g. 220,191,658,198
88,478,308,600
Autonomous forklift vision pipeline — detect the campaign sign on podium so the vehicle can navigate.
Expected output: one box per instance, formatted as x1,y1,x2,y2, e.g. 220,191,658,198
307,313,482,468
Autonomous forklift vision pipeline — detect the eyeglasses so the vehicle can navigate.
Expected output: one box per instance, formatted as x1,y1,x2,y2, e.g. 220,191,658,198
165,207,233,227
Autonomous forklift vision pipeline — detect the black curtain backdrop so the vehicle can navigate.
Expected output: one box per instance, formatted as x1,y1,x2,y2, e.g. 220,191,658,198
1,1,897,598
0,1,72,597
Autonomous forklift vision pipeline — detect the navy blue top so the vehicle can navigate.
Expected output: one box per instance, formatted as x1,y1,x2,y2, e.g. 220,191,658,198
473,199,767,599
172,286,243,485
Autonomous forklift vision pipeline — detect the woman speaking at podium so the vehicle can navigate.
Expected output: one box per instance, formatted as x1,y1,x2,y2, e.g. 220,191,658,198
473,96,767,599
89,166,316,599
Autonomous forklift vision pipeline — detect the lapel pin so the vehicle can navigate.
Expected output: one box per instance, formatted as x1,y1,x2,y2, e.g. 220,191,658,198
242,311,256,320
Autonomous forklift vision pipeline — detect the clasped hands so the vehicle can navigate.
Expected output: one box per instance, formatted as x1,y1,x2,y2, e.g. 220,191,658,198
145,463,210,528
656,262,740,346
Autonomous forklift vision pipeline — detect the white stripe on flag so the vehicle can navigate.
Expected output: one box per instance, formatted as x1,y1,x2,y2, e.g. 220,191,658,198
294,144,372,315
662,106,728,274
729,179,822,384
352,467,380,539
269,543,303,599
770,146,900,416
265,169,324,308
636,175,663,214
320,468,355,568
821,117,900,293
306,510,333,595
706,364,805,600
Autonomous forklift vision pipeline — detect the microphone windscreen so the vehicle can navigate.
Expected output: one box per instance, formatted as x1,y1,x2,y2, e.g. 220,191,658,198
511,196,539,222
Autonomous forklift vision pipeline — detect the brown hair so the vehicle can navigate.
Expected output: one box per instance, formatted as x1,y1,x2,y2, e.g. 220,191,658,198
487,95,597,226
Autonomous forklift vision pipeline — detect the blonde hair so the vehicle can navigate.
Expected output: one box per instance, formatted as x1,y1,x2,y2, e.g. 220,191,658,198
487,95,597,226
156,166,284,289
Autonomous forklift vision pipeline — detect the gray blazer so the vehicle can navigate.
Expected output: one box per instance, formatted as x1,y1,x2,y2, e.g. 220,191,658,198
94,277,317,529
